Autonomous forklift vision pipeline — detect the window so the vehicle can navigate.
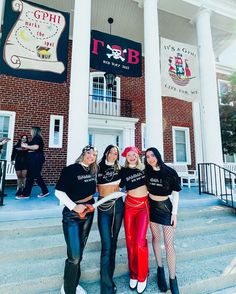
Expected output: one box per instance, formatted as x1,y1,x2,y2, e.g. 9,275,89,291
0,111,15,160
90,72,120,102
172,126,191,164
89,72,121,116
49,115,63,148
218,79,232,105
224,153,236,163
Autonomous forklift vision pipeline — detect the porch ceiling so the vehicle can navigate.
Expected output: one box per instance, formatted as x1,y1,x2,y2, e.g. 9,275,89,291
24,0,236,57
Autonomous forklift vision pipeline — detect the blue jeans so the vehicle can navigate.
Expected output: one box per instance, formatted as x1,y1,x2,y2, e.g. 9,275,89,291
97,197,124,294
62,202,94,294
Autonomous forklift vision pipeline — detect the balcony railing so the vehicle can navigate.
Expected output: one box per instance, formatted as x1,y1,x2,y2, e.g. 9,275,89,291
88,95,132,117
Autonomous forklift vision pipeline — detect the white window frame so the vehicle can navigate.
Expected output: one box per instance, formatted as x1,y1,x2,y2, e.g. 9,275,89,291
224,153,236,163
172,126,191,164
49,115,64,148
0,111,16,161
89,72,121,98
218,79,233,105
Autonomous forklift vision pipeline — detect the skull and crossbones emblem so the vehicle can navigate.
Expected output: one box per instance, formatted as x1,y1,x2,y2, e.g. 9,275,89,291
106,44,127,62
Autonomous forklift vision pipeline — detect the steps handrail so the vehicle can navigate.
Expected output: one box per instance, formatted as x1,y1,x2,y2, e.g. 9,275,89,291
198,162,235,210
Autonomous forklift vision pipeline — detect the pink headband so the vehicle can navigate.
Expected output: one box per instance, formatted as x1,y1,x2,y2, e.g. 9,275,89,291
121,146,141,157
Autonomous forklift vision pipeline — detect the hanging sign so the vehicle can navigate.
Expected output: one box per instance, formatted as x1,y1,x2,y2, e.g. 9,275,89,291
0,0,69,83
161,37,200,101
90,30,142,77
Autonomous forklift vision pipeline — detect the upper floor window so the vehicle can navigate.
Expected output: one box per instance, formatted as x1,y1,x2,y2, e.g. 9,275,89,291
218,79,233,105
0,111,15,161
49,115,63,148
172,126,191,164
90,72,120,101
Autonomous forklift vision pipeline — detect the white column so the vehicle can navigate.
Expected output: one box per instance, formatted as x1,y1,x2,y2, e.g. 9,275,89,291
192,101,204,165
144,0,163,156
195,9,223,166
67,0,91,165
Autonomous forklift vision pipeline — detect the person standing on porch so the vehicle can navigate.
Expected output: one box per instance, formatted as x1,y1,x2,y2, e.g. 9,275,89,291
55,145,98,294
11,134,28,196
144,147,181,294
97,144,124,294
119,146,149,294
16,126,49,199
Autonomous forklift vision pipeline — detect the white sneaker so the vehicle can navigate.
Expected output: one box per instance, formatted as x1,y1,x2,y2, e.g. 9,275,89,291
76,284,87,294
129,278,138,290
137,278,147,294
60,285,65,294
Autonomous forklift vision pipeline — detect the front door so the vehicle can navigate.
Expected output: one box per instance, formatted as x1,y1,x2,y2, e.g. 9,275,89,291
89,132,120,161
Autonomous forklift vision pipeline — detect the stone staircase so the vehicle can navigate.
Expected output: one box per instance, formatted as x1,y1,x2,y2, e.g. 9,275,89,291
0,193,236,294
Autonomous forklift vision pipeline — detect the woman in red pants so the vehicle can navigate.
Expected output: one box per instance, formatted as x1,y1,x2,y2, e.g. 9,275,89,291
120,146,149,294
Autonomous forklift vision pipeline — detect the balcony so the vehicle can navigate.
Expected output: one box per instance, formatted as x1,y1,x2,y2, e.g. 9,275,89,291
88,95,132,117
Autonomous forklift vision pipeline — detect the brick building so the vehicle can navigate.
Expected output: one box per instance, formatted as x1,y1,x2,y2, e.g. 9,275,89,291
1,0,236,184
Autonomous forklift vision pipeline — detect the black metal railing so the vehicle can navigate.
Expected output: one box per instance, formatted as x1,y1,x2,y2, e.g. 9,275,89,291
0,160,7,206
198,163,235,210
88,95,132,117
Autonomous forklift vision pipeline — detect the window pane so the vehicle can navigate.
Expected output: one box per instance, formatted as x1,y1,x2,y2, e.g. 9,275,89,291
0,116,10,159
175,130,187,162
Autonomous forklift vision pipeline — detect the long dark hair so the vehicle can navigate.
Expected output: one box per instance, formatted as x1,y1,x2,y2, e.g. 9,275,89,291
144,147,177,177
99,144,121,171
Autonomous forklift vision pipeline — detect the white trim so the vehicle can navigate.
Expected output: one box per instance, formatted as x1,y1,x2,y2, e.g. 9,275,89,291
49,115,64,148
141,123,146,151
89,71,121,98
172,126,191,165
0,110,15,161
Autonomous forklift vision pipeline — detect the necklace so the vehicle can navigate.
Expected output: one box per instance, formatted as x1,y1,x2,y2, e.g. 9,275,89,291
80,162,89,172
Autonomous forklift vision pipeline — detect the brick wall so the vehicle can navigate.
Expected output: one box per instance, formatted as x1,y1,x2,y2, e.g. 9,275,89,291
0,42,72,184
1,44,196,184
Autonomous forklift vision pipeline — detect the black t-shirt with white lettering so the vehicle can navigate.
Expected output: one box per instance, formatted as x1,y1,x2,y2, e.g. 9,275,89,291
119,167,146,190
55,163,97,202
97,161,121,184
146,168,181,196
28,136,44,152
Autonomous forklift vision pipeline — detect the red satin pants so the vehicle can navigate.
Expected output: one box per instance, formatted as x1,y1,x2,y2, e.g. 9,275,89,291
124,194,149,282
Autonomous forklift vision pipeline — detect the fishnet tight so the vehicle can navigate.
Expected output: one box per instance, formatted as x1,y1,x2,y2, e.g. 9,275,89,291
150,222,176,279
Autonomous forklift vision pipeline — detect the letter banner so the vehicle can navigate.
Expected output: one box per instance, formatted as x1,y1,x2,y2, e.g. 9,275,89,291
160,38,200,101
0,0,69,83
90,30,142,77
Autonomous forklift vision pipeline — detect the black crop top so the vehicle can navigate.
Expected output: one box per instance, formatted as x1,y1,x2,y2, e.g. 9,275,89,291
119,167,146,190
55,163,97,202
146,168,181,196
28,136,44,152
97,162,121,184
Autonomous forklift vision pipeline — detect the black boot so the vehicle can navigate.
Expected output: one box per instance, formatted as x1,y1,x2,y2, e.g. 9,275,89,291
15,188,22,196
157,266,167,292
170,277,180,294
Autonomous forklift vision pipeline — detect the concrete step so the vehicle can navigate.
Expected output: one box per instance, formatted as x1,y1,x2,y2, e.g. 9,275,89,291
0,203,234,239
1,230,236,283
0,217,235,264
0,251,235,294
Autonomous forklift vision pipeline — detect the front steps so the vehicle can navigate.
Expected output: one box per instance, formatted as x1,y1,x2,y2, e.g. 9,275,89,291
0,194,235,294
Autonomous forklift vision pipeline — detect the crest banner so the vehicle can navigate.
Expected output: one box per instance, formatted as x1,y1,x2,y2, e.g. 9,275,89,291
160,38,200,101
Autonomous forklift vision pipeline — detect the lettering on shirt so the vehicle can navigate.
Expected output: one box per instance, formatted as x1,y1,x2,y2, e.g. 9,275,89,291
126,172,145,183
77,174,95,183
149,177,163,187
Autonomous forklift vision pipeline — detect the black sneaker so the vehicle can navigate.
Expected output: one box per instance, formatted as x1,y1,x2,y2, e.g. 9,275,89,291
15,189,22,196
